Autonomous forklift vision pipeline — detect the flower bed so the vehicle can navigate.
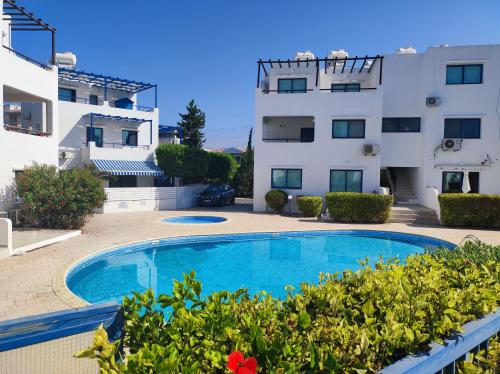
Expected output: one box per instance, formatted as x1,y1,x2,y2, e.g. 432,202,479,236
77,241,499,372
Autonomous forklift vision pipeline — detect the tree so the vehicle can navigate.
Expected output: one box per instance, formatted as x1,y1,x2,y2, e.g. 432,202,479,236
207,152,239,183
156,143,188,178
177,100,206,149
233,128,254,196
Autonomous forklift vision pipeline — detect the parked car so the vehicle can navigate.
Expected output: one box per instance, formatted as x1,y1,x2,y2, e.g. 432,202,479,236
198,184,235,206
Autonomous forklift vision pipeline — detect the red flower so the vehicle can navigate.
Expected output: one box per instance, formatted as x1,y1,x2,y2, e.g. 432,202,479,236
227,351,257,374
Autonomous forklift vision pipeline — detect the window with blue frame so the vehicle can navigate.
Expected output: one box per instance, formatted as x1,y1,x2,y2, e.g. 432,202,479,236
332,120,365,138
444,118,480,139
277,78,307,93
122,130,138,146
330,170,363,192
271,169,302,189
86,127,103,147
89,95,99,105
446,64,483,84
382,118,421,132
58,87,76,102
331,83,361,92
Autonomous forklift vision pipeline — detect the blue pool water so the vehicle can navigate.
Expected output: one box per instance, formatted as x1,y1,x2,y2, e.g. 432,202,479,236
67,231,453,304
162,215,227,224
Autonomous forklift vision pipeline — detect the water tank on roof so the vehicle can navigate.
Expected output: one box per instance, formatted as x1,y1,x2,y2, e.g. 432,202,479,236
328,49,349,60
396,47,417,54
55,52,77,68
295,51,315,60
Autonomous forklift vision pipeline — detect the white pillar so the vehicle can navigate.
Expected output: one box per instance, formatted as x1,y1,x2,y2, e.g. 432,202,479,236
0,218,13,256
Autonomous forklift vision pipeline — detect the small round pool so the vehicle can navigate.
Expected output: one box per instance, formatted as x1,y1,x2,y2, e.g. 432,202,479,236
161,215,227,224
66,230,454,304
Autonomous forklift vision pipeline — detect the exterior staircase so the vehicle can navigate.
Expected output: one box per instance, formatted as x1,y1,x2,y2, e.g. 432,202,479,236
390,204,440,225
393,168,417,204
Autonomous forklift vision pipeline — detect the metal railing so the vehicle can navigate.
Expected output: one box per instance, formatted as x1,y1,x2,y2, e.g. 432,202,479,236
87,141,150,150
262,137,308,143
108,102,154,112
2,45,50,70
3,124,50,137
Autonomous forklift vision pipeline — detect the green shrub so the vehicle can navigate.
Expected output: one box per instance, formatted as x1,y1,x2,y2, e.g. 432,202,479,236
207,152,239,183
155,143,188,178
296,196,323,217
16,163,106,229
438,193,500,228
78,241,500,372
265,189,288,212
325,192,393,223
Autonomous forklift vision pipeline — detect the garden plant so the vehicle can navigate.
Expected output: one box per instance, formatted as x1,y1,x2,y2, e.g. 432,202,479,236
77,241,500,373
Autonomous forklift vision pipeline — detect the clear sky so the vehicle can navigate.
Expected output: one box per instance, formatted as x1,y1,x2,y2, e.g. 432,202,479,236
14,0,500,148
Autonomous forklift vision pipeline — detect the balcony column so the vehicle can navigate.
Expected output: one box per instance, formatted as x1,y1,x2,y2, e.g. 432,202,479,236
154,85,158,108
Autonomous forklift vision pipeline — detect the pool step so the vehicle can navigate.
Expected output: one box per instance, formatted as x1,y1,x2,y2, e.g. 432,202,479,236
390,204,439,226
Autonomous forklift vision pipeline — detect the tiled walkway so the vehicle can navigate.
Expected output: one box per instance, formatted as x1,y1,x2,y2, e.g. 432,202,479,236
0,202,499,321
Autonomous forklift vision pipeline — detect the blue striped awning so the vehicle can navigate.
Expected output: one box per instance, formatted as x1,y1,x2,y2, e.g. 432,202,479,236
92,159,164,176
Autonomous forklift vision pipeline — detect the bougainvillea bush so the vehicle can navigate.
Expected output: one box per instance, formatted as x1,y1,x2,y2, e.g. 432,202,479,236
77,241,500,373
16,163,106,229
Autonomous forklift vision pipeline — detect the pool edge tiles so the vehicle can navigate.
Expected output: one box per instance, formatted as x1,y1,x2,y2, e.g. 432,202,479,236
65,230,455,304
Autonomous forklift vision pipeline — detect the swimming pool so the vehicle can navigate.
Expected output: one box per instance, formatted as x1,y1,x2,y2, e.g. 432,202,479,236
161,215,227,224
66,230,454,304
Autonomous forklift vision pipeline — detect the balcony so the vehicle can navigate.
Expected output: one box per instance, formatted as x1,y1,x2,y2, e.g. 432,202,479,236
262,116,314,143
81,141,153,163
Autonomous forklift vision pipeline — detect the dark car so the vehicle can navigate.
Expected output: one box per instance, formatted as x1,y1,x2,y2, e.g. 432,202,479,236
198,184,235,206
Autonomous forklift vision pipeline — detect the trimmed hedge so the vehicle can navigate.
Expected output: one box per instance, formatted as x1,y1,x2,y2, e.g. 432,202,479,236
296,196,323,217
78,241,500,372
438,193,500,228
265,189,288,212
325,192,393,223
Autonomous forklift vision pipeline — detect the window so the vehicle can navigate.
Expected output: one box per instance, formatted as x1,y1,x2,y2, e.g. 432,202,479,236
382,118,421,133
442,171,479,193
300,128,314,142
331,83,361,92
89,94,99,105
122,130,138,146
330,170,362,192
446,64,483,84
109,176,137,188
332,120,365,138
58,87,76,102
444,118,480,139
271,169,302,189
86,127,103,147
278,78,307,93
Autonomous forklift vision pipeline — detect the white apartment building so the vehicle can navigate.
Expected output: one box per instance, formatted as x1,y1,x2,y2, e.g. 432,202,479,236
0,0,58,212
253,45,500,215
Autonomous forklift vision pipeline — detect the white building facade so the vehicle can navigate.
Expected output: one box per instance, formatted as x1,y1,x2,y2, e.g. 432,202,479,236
253,45,500,214
0,0,58,212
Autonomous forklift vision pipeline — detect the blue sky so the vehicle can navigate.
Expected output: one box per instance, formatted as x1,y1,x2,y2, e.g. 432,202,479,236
15,0,500,148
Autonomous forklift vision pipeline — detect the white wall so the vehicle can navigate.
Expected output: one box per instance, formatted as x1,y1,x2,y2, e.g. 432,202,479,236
0,48,58,211
100,185,205,213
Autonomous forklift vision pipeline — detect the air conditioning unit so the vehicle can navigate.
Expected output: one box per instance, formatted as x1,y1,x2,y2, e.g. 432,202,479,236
426,97,441,107
59,151,67,159
442,138,462,151
363,144,380,156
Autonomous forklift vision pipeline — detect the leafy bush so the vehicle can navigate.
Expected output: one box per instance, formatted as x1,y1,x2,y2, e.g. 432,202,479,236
296,196,323,217
78,241,500,372
182,148,209,182
155,143,188,178
325,192,393,223
438,193,500,228
265,189,288,212
16,163,106,229
207,152,239,183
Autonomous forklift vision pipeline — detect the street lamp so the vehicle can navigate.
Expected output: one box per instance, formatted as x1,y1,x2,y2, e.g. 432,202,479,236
288,194,293,216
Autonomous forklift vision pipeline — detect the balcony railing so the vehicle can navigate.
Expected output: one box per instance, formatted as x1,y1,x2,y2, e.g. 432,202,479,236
108,102,154,113
2,45,51,70
262,137,307,143
3,124,50,137
59,97,154,112
85,142,150,150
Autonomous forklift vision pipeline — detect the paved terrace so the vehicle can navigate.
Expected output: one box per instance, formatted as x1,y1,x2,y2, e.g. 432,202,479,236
0,200,499,321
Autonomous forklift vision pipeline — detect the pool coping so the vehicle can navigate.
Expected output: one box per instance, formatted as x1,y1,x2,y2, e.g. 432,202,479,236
52,229,455,309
